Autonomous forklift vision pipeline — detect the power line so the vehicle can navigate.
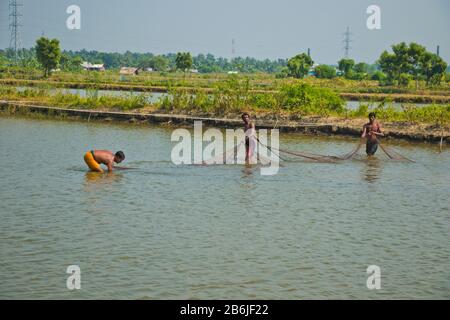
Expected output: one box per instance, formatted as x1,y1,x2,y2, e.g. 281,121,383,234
9,0,22,61
342,26,352,58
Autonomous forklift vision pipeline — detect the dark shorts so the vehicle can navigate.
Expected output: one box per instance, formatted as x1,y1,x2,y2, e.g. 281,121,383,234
366,140,378,156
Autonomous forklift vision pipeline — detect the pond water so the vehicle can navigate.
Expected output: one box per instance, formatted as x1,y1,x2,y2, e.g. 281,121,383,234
0,116,448,299
345,100,431,110
16,86,166,104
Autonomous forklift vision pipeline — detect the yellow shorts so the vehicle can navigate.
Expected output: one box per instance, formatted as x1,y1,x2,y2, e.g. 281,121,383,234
84,151,104,172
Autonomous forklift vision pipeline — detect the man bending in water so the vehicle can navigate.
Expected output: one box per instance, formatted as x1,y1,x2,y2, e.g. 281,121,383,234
84,149,125,172
361,112,384,156
242,112,256,162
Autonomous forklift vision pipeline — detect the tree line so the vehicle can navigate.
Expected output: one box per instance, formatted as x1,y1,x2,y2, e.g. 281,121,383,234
0,41,287,74
282,42,448,86
0,37,448,87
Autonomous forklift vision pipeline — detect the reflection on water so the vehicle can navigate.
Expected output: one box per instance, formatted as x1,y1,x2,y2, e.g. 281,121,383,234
241,163,255,178
84,171,123,186
362,157,382,183
0,117,449,299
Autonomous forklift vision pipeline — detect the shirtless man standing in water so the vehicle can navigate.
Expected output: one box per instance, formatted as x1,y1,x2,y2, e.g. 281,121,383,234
241,112,256,161
361,112,384,156
84,149,125,172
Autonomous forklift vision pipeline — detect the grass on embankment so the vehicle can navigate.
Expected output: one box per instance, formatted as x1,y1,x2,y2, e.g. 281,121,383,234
3,77,449,104
1,81,449,134
1,69,449,100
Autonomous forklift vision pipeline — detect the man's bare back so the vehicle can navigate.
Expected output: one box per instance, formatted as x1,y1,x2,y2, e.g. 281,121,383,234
84,149,125,172
92,150,116,172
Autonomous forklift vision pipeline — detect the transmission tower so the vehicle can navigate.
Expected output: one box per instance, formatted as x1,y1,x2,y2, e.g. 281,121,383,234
9,0,23,62
342,26,352,58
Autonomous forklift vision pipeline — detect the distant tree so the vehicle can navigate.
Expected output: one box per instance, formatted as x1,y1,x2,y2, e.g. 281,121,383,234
314,65,336,79
337,58,355,77
398,73,412,87
175,52,193,71
287,53,313,78
371,70,387,82
275,67,289,78
346,63,370,80
378,42,447,87
378,50,398,84
60,54,82,71
0,54,8,68
35,37,61,77
420,52,447,86
353,62,369,74
445,72,450,83
54,49,286,73
408,42,426,88
149,55,169,71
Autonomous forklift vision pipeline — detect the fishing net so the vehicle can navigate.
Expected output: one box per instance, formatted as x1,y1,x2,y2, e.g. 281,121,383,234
336,141,363,160
202,138,414,165
256,139,339,163
378,144,415,162
202,141,246,164
257,139,414,163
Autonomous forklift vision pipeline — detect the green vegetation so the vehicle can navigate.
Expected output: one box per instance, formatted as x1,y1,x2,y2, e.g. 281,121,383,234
1,38,448,96
148,55,169,71
1,81,449,128
287,53,313,79
1,37,449,127
338,58,355,77
35,37,61,77
0,86,149,111
60,54,83,72
175,52,193,71
378,42,447,87
314,65,337,79
158,75,344,117
349,103,450,127
0,47,287,74
337,59,379,80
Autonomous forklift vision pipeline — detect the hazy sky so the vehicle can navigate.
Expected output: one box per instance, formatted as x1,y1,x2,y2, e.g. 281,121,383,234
0,0,449,64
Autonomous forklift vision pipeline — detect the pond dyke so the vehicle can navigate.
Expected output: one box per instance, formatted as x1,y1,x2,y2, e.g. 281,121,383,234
0,100,448,144
2,78,450,103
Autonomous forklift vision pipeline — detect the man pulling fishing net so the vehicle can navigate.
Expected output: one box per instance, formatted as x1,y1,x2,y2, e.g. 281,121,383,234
361,112,384,156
